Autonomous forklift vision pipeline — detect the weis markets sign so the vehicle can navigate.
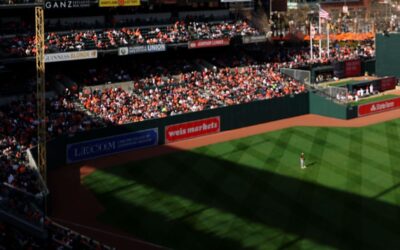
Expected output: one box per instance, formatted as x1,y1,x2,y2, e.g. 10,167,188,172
66,128,158,163
358,97,400,117
45,50,97,63
165,117,220,143
188,38,230,49
118,44,166,56
45,0,91,9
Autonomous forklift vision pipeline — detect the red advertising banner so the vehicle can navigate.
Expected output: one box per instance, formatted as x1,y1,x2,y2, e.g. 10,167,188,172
358,97,400,117
188,38,230,49
379,77,397,91
344,59,361,77
165,117,220,143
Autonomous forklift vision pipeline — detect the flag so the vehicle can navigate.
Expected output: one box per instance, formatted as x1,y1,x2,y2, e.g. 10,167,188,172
319,8,330,20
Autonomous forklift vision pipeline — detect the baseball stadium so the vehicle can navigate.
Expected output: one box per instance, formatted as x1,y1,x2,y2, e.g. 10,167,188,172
1,0,400,249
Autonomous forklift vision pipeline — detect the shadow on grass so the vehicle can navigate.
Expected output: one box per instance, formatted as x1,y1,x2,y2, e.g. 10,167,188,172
305,161,317,167
85,148,400,250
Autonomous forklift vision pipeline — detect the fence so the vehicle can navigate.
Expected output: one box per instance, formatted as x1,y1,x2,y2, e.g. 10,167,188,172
280,67,350,104
313,85,350,105
280,68,311,85
29,93,310,169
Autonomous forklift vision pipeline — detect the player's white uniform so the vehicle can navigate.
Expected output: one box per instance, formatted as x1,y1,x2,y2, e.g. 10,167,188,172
300,153,305,169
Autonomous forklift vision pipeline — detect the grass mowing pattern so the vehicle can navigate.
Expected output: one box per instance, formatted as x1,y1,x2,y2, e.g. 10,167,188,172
83,119,400,250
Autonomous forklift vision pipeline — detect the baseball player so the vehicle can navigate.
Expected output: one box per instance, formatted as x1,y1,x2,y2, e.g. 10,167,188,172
300,152,306,169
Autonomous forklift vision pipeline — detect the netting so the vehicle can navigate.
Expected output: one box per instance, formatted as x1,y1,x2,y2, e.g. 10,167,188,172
280,68,349,104
314,85,349,104
280,68,311,85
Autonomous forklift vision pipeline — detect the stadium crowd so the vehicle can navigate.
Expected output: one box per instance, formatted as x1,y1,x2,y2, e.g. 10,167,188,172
0,220,114,249
0,40,375,249
0,93,104,193
1,19,260,57
78,65,306,124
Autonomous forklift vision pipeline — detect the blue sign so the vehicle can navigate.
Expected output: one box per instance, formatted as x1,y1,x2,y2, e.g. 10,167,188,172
66,128,158,163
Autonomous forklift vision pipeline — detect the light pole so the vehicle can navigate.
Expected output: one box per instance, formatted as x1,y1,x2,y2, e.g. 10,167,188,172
270,0,272,18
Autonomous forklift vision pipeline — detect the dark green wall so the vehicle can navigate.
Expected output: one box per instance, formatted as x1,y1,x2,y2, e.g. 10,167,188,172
376,33,400,78
309,91,354,120
39,93,309,169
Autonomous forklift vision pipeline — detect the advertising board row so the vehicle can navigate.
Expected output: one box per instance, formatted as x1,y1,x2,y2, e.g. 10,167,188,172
43,36,265,60
66,116,221,163
117,38,231,56
358,97,400,117
44,0,140,8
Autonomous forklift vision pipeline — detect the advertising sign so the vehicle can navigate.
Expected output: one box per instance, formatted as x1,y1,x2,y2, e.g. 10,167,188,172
242,35,267,44
99,0,140,7
66,128,158,163
220,0,251,2
333,61,345,79
188,38,230,49
118,44,166,56
45,0,91,9
45,50,97,63
379,77,397,91
344,59,361,77
358,97,400,117
165,117,220,143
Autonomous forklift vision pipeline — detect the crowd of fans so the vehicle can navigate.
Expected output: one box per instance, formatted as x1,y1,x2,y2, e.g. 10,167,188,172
0,220,114,249
0,40,377,248
0,93,103,194
1,19,260,57
78,65,305,124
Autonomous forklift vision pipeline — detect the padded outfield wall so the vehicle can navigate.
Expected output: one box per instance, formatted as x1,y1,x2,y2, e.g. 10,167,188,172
33,91,390,171
32,92,372,170
376,33,400,78
40,93,309,169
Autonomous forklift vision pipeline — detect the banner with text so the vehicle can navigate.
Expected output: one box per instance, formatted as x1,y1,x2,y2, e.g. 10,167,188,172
165,117,220,143
45,0,91,9
358,97,400,117
188,38,230,49
344,59,361,78
45,50,97,63
99,0,140,7
379,77,397,91
118,44,166,56
242,35,267,44
66,128,158,163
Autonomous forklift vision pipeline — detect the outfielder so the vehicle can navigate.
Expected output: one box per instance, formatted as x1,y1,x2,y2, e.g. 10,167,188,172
300,152,306,169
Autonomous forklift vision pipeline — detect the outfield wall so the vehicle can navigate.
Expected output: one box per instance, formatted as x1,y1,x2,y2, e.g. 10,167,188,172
35,90,400,170
37,93,309,168
309,92,357,119
376,33,400,78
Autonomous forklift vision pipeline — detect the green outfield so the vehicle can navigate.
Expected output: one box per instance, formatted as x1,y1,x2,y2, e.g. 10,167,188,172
351,94,399,106
321,77,377,88
83,119,400,250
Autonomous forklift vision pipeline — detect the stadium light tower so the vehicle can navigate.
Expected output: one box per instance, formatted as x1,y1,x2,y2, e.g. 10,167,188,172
35,1,47,186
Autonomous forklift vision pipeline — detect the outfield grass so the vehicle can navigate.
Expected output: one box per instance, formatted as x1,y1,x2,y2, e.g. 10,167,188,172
351,94,399,106
83,119,400,250
323,79,356,87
